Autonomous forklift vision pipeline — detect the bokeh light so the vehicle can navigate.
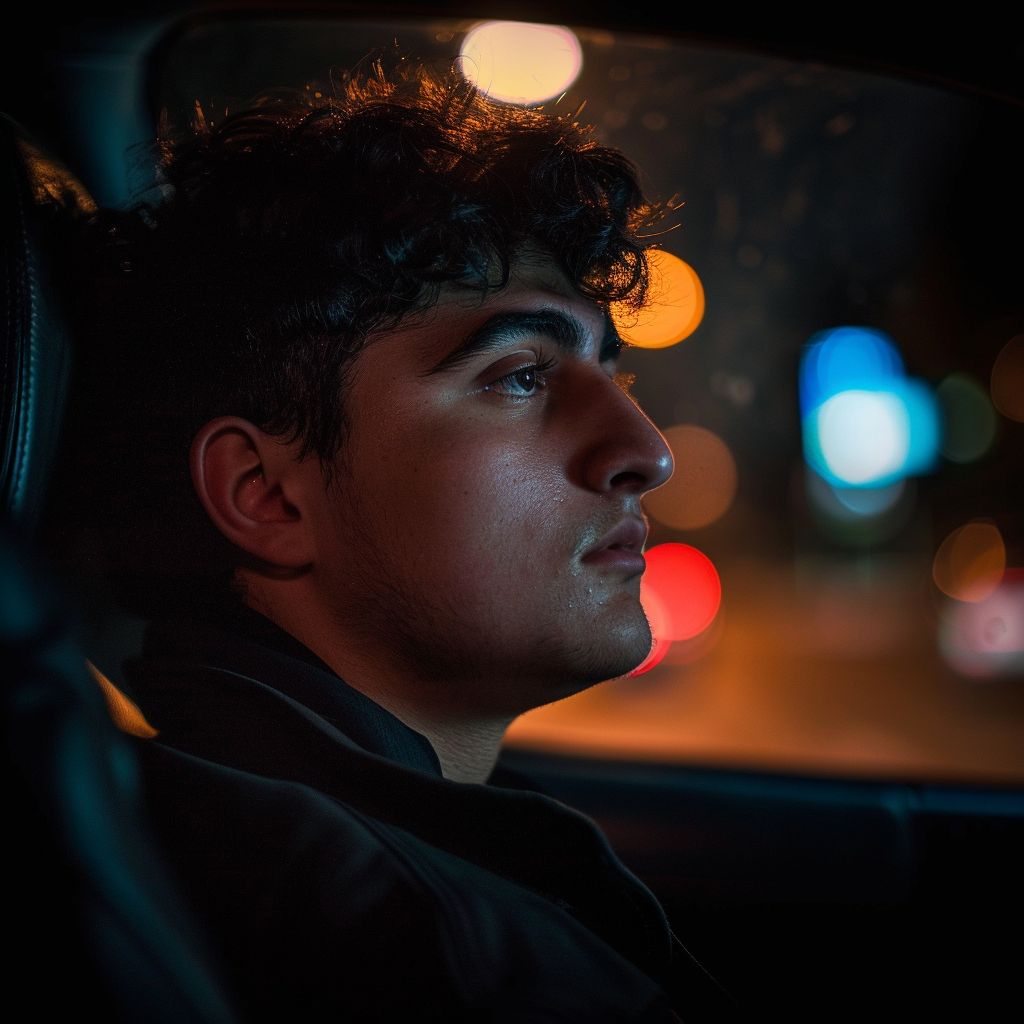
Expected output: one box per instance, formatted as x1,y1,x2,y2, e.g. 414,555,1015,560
900,378,942,477
804,469,915,547
800,327,939,488
644,425,737,530
937,373,996,463
831,480,905,517
817,390,910,484
628,635,672,677
991,335,1024,422
611,250,705,349
640,543,721,640
630,578,672,677
939,569,1024,678
459,22,582,105
630,544,722,677
932,521,1006,603
662,610,725,666
799,326,904,414
638,578,671,638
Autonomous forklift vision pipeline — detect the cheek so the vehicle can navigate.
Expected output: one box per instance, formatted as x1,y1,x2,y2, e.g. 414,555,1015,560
362,428,572,591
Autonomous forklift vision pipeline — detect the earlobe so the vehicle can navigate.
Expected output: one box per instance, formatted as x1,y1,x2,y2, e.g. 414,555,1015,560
190,417,313,568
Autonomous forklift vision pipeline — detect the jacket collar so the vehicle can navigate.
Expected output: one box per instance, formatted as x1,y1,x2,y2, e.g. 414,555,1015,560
140,603,444,778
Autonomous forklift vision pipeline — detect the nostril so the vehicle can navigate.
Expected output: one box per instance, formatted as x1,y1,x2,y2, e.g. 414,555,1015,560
609,470,647,490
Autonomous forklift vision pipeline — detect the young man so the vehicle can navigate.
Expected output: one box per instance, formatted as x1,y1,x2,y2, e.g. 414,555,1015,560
76,55,734,1022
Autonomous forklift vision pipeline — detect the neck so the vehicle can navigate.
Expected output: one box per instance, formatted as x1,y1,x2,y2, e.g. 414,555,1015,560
389,714,512,784
240,577,512,784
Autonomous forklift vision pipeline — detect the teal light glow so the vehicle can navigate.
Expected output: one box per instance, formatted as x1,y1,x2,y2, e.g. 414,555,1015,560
800,327,939,488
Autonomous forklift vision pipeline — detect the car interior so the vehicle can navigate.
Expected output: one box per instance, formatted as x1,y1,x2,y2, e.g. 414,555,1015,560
3,4,1022,1021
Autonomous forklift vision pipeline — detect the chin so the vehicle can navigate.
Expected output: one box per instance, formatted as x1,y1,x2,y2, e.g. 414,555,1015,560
555,610,653,690
583,638,652,683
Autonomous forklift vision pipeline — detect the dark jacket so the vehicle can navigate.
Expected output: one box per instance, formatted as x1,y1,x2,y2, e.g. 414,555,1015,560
127,605,733,1022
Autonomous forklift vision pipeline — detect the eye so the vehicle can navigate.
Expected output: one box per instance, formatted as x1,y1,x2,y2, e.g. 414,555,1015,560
602,336,625,364
483,359,554,397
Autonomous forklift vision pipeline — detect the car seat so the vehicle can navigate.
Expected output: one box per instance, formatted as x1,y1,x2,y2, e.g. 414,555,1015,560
1,111,236,1023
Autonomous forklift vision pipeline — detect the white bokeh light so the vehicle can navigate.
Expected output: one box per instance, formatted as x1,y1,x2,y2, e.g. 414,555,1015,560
817,390,911,485
459,22,582,105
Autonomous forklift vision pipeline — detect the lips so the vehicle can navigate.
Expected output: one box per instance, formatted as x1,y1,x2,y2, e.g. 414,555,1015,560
580,516,648,574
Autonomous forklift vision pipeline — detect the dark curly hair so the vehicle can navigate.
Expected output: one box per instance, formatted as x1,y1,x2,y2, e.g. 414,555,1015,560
70,52,660,618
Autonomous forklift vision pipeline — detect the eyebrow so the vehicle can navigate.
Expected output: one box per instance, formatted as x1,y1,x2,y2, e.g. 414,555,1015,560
426,308,624,375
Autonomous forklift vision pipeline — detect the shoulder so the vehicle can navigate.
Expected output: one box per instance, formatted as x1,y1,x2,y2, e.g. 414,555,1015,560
137,740,677,1023
138,740,469,1019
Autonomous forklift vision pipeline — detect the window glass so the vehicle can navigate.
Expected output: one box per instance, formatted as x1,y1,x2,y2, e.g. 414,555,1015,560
158,17,1024,783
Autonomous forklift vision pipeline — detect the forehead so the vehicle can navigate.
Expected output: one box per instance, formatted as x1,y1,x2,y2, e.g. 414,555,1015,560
382,258,610,369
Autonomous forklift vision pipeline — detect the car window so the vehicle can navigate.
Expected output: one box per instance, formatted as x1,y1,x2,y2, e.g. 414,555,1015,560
157,15,1024,785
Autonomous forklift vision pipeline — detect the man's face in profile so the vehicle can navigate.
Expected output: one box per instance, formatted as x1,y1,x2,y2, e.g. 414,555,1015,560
298,257,673,717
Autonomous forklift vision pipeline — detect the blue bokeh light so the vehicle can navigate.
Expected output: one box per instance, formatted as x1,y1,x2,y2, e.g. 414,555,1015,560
799,327,905,416
900,377,941,477
800,327,939,488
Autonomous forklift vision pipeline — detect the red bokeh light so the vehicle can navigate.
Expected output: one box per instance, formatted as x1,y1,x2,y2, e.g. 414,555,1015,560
627,634,672,677
641,543,722,641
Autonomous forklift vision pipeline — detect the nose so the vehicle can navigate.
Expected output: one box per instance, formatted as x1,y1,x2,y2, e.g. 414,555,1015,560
574,375,673,496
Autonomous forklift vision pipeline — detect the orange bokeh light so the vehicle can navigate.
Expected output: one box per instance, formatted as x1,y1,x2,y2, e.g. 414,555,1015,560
611,250,705,349
932,521,1006,603
641,542,722,640
991,334,1024,422
645,425,738,530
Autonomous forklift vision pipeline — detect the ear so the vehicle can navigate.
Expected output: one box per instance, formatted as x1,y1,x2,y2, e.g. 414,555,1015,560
190,417,315,568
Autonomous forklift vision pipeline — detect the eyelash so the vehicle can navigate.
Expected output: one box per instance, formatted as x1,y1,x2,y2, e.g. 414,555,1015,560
483,357,556,398
605,337,625,362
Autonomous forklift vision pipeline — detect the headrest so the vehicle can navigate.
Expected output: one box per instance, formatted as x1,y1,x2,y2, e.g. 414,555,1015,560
0,115,96,531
